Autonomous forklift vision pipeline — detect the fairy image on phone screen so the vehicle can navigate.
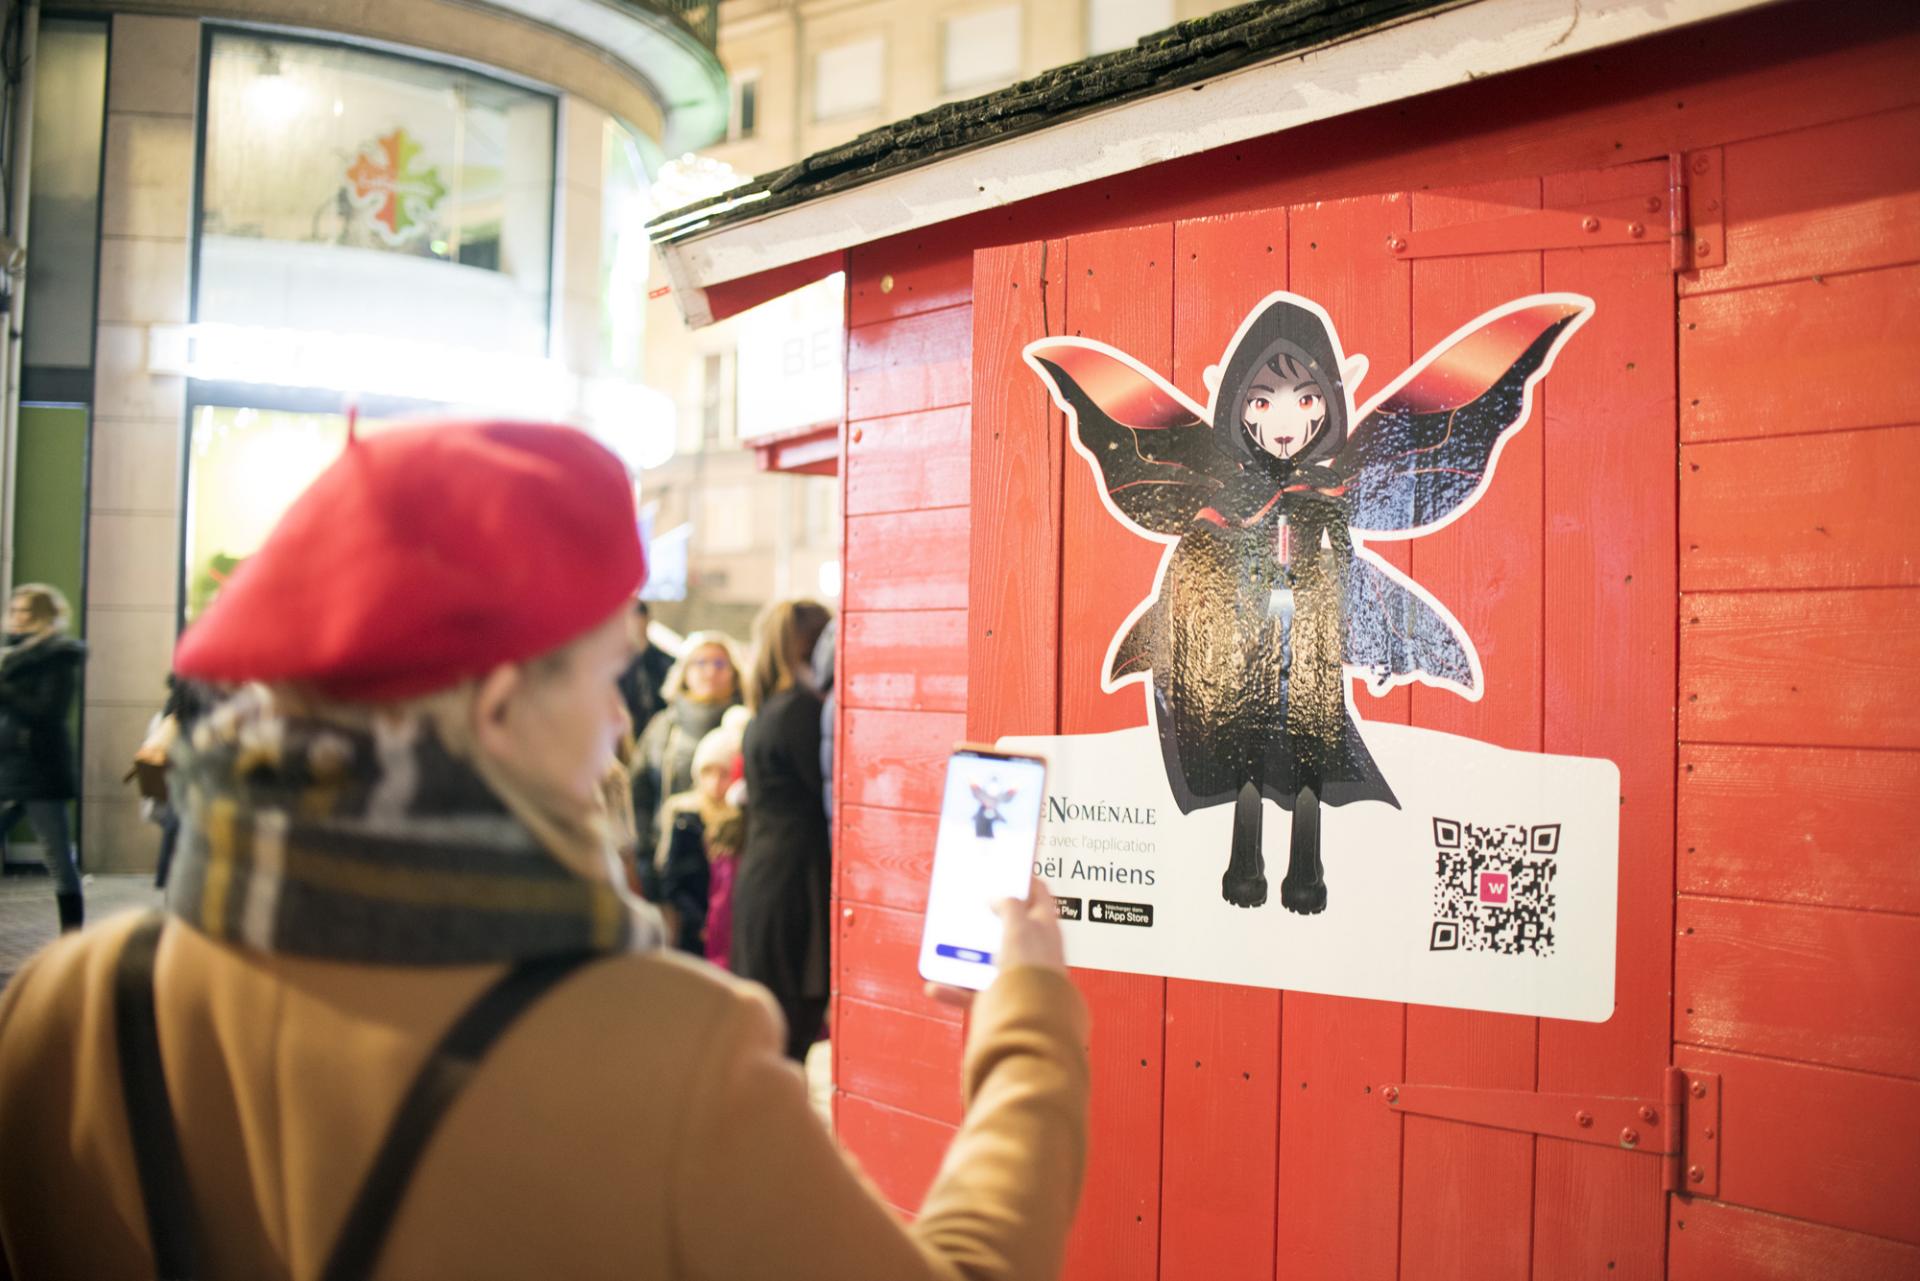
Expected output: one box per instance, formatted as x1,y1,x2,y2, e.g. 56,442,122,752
918,746,1048,990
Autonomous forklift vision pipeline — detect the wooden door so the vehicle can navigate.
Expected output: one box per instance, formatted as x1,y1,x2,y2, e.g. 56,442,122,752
969,161,1679,1279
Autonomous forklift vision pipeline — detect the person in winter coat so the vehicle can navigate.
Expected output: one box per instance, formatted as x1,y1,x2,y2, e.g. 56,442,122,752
0,584,88,933
731,598,835,1062
0,419,1089,1281
616,597,675,732
629,630,742,885
652,711,748,960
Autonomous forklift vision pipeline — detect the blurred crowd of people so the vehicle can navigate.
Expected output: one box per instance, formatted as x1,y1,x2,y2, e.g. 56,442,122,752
614,597,837,1060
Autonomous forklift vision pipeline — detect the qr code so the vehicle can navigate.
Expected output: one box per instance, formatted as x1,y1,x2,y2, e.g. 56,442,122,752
1428,818,1559,956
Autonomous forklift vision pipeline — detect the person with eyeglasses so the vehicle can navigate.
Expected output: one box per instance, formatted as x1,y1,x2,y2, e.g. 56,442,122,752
630,631,744,891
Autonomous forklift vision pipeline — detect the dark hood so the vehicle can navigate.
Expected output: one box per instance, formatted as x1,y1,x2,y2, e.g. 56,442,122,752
1211,297,1350,477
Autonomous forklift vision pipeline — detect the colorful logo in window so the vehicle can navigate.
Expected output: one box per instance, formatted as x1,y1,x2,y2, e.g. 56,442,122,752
345,128,447,246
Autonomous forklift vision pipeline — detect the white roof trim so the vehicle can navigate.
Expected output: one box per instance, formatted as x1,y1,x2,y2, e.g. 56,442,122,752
658,0,1778,323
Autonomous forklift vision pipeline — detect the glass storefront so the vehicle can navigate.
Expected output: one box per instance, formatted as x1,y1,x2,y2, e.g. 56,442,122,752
198,33,556,359
181,406,356,620
182,34,565,624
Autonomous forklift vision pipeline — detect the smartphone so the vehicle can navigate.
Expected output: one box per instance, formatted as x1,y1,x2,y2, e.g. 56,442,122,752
917,744,1049,991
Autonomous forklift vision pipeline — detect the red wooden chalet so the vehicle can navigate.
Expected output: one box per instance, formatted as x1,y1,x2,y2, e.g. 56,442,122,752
650,1,1920,1276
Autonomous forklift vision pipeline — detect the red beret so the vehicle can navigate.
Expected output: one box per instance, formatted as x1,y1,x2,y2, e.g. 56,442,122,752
174,419,646,701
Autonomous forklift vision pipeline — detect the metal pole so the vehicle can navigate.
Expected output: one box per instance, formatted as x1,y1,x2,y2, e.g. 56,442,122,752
0,0,40,605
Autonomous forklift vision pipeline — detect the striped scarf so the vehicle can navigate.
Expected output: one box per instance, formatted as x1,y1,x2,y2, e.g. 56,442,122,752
166,688,663,965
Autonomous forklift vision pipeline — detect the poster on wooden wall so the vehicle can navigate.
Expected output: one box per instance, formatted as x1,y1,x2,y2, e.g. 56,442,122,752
1003,291,1621,1021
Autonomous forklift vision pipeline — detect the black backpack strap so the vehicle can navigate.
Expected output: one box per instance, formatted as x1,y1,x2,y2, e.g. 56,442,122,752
319,951,598,1281
112,913,201,1281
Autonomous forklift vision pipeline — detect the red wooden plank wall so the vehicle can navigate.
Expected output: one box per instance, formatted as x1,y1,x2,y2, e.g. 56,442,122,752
833,228,979,1213
822,7,1920,1274
1668,102,1920,1275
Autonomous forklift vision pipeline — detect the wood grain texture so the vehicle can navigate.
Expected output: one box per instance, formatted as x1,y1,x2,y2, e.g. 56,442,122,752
834,1093,956,1215
850,225,974,327
1678,743,1920,914
1674,1044,1920,1246
1683,104,1920,298
1534,162,1680,1281
838,707,967,813
1276,192,1410,1281
968,238,1066,743
1056,221,1171,1281
835,997,966,1125
1676,895,1920,1079
1275,992,1405,1281
1681,264,1920,443
1669,1198,1920,1281
845,406,972,516
837,898,963,1025
1400,177,1544,1281
842,608,968,714
1158,206,1287,1281
1680,426,1920,591
848,304,973,421
843,508,970,612
838,802,939,912
1679,587,1920,748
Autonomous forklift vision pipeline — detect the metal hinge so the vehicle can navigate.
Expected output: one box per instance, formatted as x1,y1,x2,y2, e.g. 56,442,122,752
1671,148,1725,272
1380,1065,1720,1196
1386,152,1724,275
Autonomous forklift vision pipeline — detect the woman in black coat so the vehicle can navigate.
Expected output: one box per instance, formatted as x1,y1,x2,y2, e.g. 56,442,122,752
0,584,88,931
731,598,833,1061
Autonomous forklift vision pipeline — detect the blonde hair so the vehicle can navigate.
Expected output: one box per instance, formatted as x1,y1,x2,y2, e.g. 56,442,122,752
659,631,744,704
11,583,71,632
745,599,831,713
262,614,630,890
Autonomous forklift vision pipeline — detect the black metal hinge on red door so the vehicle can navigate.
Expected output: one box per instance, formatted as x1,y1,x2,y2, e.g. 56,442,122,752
1378,1065,1721,1195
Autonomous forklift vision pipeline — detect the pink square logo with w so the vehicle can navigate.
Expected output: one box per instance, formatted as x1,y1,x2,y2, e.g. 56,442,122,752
1478,872,1510,905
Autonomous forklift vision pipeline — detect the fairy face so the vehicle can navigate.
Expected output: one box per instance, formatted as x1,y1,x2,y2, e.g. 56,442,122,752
1240,351,1328,460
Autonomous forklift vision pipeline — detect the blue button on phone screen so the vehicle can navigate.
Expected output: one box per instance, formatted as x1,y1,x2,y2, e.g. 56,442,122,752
935,944,993,965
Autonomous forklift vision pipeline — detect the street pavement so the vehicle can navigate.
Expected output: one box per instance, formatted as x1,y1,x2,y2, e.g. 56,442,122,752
0,873,163,992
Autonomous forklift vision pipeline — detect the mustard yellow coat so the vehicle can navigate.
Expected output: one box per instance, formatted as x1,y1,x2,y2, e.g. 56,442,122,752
0,913,1089,1280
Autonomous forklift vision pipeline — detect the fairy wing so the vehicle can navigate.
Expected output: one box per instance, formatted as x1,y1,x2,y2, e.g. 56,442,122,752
969,783,989,804
1026,339,1236,538
1337,298,1592,535
1342,554,1479,698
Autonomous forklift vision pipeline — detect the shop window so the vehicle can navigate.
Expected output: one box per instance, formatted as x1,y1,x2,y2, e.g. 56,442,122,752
197,34,555,361
700,350,735,446
1087,0,1173,55
22,19,107,375
943,6,1022,93
182,406,353,620
812,37,885,121
729,72,760,141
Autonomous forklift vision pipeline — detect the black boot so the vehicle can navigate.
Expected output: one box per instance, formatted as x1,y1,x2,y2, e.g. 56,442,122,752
1221,781,1269,907
56,891,83,934
1280,779,1327,915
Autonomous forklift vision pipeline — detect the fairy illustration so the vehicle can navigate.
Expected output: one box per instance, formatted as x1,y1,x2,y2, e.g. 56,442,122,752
969,780,1017,839
1024,292,1593,914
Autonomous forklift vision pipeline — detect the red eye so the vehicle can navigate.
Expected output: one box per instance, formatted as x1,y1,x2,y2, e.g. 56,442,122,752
1298,393,1321,411
1249,396,1271,412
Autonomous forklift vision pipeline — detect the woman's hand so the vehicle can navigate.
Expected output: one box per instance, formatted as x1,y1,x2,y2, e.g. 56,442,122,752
925,877,1067,1008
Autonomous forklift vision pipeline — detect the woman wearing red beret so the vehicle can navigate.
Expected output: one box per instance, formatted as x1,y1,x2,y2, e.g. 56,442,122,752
0,420,1088,1280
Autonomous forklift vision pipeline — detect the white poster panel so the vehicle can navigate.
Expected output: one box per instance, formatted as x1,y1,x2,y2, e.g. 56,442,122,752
1001,722,1618,1020
1010,288,1622,1021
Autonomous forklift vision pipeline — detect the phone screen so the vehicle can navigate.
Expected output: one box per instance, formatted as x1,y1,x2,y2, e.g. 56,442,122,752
917,748,1048,990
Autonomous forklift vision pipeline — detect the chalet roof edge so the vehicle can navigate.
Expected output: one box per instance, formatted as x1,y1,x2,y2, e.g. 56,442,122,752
652,0,1777,327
